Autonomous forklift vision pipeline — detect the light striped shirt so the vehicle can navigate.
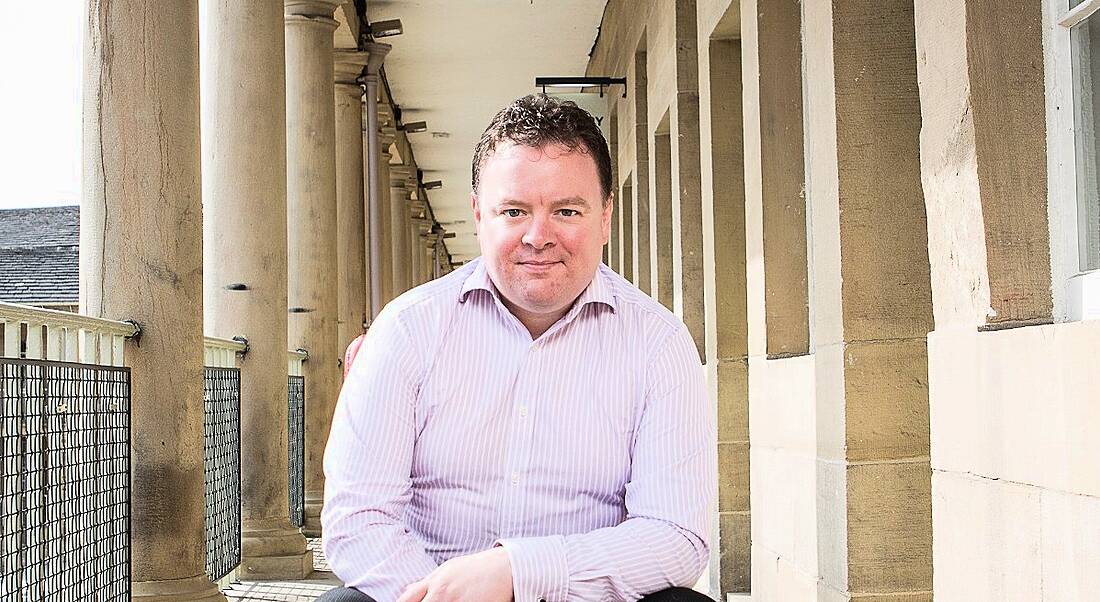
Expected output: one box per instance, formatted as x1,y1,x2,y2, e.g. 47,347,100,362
322,258,715,602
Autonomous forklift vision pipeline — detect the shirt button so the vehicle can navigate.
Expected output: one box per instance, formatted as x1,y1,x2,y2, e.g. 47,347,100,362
511,472,520,485
518,405,528,418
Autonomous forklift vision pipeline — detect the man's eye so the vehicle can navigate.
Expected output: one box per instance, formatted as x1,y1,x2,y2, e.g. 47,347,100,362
503,209,524,218
558,209,580,217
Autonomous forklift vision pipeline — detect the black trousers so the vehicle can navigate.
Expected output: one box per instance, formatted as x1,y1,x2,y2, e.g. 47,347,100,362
316,585,713,602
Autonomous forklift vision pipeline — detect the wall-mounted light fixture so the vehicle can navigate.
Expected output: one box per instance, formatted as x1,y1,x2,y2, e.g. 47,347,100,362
370,19,403,38
400,121,428,133
423,180,443,190
534,76,627,98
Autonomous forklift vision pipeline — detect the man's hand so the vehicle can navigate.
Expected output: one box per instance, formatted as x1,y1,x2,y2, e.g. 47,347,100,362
395,546,513,602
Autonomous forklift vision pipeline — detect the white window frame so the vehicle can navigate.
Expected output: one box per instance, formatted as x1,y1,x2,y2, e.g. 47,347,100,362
1045,0,1100,321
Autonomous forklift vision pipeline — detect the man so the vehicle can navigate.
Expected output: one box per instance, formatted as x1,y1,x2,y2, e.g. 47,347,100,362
320,94,716,602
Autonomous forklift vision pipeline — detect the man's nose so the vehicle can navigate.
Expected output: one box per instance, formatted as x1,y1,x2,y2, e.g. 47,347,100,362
521,214,555,249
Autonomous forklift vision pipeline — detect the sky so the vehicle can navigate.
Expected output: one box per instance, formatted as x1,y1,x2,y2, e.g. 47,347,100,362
0,2,83,210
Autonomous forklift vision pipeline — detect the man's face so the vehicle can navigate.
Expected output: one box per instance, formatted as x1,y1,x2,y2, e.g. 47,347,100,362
472,141,612,319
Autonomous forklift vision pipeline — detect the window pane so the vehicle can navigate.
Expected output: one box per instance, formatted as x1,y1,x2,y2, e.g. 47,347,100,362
1072,16,1100,271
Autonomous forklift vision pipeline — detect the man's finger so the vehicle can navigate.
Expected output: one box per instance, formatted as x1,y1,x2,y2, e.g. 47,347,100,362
395,580,429,602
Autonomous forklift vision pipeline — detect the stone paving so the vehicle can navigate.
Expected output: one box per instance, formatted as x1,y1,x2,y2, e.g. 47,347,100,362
223,539,342,602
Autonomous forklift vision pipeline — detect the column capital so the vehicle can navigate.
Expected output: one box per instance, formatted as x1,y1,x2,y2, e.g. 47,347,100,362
363,42,391,76
285,0,344,20
334,50,369,99
390,164,412,185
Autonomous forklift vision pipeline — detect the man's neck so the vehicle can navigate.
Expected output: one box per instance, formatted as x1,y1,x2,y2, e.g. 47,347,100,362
500,297,572,339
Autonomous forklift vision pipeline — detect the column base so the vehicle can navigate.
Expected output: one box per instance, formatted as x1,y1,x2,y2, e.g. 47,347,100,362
239,518,315,580
132,574,226,601
303,494,323,538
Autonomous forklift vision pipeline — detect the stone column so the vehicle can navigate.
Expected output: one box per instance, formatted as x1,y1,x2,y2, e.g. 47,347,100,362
406,172,422,288
408,198,425,288
284,0,342,538
200,0,312,579
672,0,706,360
423,232,439,284
334,51,370,356
411,202,432,285
389,164,411,297
804,1,934,598
82,1,224,600
362,43,390,320
377,107,396,305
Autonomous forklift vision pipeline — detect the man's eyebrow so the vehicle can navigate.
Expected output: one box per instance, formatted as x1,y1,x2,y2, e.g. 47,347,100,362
549,196,591,209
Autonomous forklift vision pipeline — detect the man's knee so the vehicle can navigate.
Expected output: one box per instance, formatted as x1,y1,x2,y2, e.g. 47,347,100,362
639,586,715,602
315,587,378,602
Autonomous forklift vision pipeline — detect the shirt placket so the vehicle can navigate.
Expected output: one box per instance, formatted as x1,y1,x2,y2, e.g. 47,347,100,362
499,341,540,536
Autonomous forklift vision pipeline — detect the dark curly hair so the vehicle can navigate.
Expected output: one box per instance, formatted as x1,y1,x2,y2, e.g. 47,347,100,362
471,94,612,203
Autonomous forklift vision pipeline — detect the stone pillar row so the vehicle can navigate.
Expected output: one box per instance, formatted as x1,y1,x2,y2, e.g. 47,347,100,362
284,0,342,540
202,0,314,582
81,0,425,596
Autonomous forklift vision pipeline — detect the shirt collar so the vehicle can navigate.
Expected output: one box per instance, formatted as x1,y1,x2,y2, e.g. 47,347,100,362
459,258,618,315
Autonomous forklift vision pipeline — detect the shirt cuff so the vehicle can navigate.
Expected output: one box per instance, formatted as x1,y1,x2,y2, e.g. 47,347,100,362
494,535,569,602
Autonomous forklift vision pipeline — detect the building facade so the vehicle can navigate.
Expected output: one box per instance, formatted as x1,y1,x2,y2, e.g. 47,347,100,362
589,0,1099,600
1,0,1097,600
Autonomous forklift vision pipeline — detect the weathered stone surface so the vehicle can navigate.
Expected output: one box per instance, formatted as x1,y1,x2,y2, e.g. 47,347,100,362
719,511,750,593
842,339,930,463
285,0,343,537
716,358,748,443
83,0,224,598
718,441,748,512
846,460,932,594
758,0,809,359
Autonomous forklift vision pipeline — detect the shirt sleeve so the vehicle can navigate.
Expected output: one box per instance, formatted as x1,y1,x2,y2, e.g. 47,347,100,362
496,324,717,602
322,309,439,601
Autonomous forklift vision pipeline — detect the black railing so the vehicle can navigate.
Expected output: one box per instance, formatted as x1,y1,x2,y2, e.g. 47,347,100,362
287,375,305,528
202,367,241,582
0,358,130,601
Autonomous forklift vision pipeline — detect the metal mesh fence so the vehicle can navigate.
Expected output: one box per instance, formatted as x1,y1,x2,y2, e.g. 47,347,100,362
0,358,130,601
203,367,241,582
288,375,305,528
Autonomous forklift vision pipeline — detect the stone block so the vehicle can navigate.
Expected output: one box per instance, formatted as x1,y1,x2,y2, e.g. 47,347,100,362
239,550,314,581
913,0,991,330
718,441,749,512
719,511,750,594
814,343,846,462
928,323,1100,498
751,543,819,602
748,354,815,454
716,358,748,443
751,448,818,575
749,543,780,602
931,470,1042,601
846,460,932,594
1039,488,1100,601
815,457,847,593
842,339,930,463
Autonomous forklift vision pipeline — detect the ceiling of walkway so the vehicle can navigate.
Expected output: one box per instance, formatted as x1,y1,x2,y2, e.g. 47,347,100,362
366,0,609,261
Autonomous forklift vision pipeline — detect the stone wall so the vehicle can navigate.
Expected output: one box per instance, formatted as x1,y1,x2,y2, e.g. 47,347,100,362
588,0,1099,600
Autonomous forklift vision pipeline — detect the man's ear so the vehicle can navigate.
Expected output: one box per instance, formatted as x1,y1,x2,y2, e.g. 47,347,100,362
601,191,614,244
470,192,481,227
